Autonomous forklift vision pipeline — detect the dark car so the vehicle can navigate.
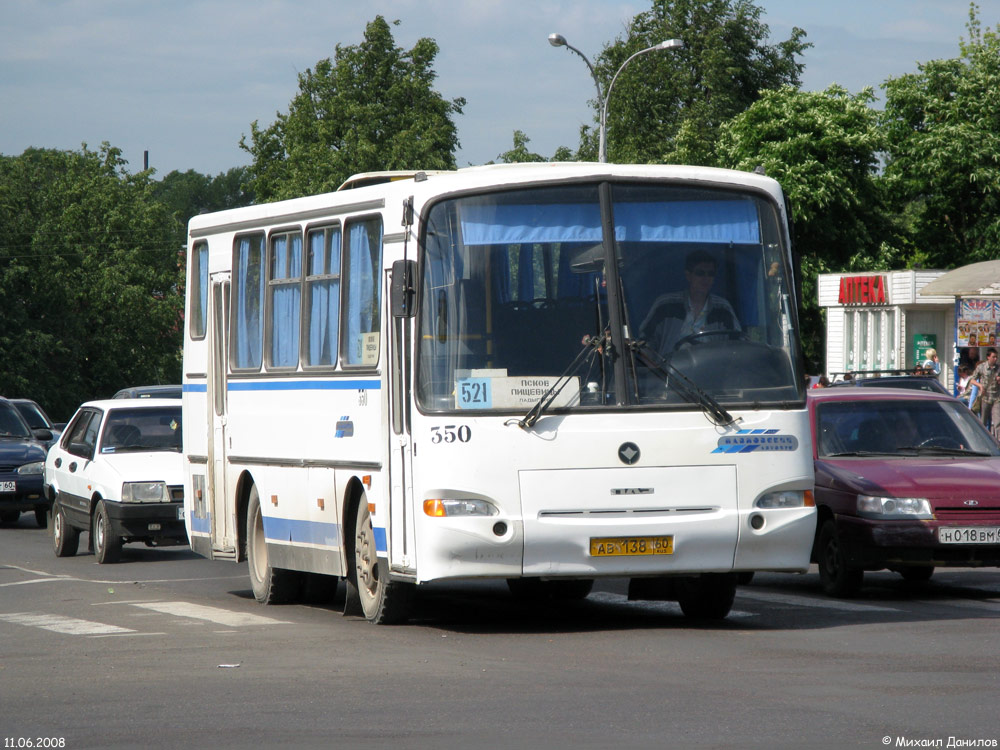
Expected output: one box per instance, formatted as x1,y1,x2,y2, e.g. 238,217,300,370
112,385,182,399
0,397,52,528
827,374,951,395
809,387,1000,596
11,398,63,448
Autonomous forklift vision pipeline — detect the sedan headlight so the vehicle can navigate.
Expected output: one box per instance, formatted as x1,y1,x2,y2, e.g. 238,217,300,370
755,490,814,509
857,495,932,519
121,481,169,503
423,498,499,517
16,461,45,476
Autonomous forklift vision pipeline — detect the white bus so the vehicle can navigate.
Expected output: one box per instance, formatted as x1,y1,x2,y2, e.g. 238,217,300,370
182,163,816,623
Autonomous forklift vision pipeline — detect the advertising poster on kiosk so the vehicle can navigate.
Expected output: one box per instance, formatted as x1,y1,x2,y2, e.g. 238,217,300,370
957,300,999,348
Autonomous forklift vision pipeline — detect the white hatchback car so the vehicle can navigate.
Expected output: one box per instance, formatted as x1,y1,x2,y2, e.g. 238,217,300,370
44,399,185,563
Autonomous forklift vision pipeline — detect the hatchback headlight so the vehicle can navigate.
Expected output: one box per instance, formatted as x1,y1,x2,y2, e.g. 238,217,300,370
121,481,169,503
857,495,932,519
17,461,45,476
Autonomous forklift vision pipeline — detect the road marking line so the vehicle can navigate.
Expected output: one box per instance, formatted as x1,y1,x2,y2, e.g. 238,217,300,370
737,589,900,612
0,612,135,636
0,578,77,588
588,592,756,618
128,601,292,626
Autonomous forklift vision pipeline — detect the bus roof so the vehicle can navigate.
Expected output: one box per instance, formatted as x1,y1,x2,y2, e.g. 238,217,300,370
188,162,785,238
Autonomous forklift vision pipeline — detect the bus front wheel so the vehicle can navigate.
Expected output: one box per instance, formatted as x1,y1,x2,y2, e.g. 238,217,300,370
677,573,737,620
347,499,413,624
247,485,302,604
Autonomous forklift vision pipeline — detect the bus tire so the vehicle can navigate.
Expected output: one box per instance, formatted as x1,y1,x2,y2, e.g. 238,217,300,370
817,520,863,597
677,573,737,620
247,485,302,604
350,499,413,624
93,500,122,564
52,505,80,557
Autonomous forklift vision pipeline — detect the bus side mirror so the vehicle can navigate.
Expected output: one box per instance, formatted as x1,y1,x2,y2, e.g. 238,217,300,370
391,259,416,318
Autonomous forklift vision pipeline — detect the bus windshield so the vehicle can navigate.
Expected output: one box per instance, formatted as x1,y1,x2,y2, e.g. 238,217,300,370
416,181,803,413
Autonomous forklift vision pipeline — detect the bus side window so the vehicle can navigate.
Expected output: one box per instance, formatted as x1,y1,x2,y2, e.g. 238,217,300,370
232,233,265,371
342,217,384,368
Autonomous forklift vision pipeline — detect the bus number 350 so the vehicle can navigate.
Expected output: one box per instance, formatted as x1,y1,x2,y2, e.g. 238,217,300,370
430,425,472,444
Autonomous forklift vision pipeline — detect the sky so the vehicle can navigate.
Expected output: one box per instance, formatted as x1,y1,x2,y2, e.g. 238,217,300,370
2,0,995,178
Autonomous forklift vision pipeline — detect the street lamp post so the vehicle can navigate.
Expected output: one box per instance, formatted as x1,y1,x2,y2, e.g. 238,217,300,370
548,33,684,163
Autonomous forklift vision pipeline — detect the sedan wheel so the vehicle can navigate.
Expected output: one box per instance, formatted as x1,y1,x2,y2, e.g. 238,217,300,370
817,520,863,597
52,505,80,557
93,501,122,564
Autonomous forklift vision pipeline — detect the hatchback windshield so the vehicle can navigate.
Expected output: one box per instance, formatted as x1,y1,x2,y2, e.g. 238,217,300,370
816,399,1000,457
416,181,802,412
101,407,182,453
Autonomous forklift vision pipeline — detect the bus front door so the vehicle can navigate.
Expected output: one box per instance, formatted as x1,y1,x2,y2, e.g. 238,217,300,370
207,275,237,558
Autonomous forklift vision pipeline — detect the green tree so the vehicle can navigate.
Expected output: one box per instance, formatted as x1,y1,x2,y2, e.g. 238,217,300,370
0,144,182,419
241,16,465,202
153,166,253,248
495,130,547,163
881,3,1000,268
586,0,809,165
717,85,894,370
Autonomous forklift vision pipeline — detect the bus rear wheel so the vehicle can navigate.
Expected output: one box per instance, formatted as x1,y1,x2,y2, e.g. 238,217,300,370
247,485,302,604
349,499,412,624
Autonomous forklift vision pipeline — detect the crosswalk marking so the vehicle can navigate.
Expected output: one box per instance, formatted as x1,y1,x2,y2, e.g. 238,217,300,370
126,601,291,626
737,589,900,612
0,612,135,636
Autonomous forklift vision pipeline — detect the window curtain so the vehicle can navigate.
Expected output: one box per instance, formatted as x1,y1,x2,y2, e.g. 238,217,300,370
307,228,341,366
345,220,383,365
270,234,301,367
235,236,263,369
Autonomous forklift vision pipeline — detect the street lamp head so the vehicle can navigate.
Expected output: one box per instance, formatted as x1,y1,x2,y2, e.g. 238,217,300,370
548,33,568,48
657,39,684,50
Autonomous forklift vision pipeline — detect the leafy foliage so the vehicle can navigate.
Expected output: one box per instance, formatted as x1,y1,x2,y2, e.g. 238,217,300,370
240,16,465,202
0,145,182,419
152,167,253,249
588,0,809,165
881,4,1000,268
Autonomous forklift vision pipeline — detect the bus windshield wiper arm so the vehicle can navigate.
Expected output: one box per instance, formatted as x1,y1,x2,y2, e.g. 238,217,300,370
515,333,608,429
630,340,738,427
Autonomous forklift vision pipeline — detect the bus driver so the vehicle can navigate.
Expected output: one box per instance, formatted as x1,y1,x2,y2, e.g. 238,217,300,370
639,249,741,355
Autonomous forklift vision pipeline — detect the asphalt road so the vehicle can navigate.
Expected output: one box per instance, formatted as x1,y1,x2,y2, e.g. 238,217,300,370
2,514,999,750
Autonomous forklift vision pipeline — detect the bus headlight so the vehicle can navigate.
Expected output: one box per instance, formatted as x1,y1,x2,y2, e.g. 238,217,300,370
122,481,169,503
857,495,932,519
423,498,499,517
755,490,814,509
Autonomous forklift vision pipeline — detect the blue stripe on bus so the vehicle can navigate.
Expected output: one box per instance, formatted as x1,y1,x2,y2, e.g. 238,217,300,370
228,380,380,392
183,383,207,393
262,517,387,553
189,513,211,534
264,516,342,547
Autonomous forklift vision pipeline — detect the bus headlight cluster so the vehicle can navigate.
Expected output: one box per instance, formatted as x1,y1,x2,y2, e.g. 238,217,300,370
857,495,932,519
755,490,814,509
423,498,498,517
121,481,169,503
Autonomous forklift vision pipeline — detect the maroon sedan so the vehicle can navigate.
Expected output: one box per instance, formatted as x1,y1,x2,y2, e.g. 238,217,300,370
809,387,1000,596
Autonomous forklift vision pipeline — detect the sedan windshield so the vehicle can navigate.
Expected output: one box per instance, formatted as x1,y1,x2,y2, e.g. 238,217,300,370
101,407,182,453
816,399,1000,458
0,402,32,439
416,181,802,413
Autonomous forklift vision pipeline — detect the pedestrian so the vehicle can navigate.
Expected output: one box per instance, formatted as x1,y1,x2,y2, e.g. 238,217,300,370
968,348,1000,433
921,348,941,376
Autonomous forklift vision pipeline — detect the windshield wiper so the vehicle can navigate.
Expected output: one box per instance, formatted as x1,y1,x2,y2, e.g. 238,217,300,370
630,340,738,427
896,445,992,457
515,333,608,429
